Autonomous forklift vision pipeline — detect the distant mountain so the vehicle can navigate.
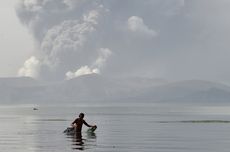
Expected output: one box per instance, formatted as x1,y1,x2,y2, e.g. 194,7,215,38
132,80,230,103
0,75,230,104
47,74,168,102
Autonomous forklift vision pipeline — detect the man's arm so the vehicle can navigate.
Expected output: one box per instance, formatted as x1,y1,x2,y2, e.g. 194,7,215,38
83,120,92,127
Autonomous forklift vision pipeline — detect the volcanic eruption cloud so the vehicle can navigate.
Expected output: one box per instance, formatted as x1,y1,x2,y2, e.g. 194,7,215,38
16,0,113,80
16,0,185,81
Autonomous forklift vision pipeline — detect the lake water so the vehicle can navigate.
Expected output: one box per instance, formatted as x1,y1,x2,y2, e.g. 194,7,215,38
1,104,230,152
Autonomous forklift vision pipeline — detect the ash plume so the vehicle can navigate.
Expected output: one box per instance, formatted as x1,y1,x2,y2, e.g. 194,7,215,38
16,0,111,80
16,0,185,81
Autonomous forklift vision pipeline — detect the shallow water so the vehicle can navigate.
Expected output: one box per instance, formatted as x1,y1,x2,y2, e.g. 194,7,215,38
1,104,230,152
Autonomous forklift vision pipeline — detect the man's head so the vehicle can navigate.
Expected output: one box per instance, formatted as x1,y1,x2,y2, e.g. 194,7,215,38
79,113,84,119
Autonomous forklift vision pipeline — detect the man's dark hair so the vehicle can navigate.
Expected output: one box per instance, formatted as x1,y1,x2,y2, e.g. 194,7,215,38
79,113,84,118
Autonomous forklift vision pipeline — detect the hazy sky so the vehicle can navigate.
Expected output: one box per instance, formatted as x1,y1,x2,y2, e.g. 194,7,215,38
0,0,34,77
1,0,230,83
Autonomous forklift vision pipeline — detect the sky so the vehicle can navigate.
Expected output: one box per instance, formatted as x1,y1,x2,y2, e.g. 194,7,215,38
1,0,230,83
0,0,34,77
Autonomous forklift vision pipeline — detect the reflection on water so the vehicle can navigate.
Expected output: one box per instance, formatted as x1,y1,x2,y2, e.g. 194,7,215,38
68,133,85,150
66,132,97,150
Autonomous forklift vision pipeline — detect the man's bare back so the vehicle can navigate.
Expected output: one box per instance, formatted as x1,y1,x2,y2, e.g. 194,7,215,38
71,113,95,132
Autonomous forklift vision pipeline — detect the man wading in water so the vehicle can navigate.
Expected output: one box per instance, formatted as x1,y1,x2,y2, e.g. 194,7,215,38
71,113,96,133
68,113,96,150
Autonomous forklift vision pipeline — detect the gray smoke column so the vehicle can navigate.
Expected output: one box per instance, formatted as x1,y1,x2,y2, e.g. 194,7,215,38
16,0,186,81
16,0,111,80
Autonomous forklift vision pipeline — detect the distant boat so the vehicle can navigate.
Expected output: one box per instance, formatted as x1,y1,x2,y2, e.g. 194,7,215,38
33,108,38,110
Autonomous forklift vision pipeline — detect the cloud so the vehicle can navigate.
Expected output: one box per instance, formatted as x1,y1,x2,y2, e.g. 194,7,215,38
15,0,185,81
65,48,112,79
94,48,112,68
65,66,99,79
18,56,41,78
128,16,157,37
16,0,230,83
40,10,98,67
17,0,108,80
22,0,44,12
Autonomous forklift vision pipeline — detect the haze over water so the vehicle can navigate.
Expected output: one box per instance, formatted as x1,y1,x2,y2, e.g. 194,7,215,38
1,104,230,152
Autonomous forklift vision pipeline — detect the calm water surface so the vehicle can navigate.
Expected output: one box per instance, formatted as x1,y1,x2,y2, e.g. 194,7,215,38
1,104,230,152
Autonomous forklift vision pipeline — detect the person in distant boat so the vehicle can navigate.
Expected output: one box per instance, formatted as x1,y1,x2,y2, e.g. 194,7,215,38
71,113,96,133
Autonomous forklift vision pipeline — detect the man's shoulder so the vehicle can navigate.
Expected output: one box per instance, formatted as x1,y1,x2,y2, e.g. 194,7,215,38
74,118,79,121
